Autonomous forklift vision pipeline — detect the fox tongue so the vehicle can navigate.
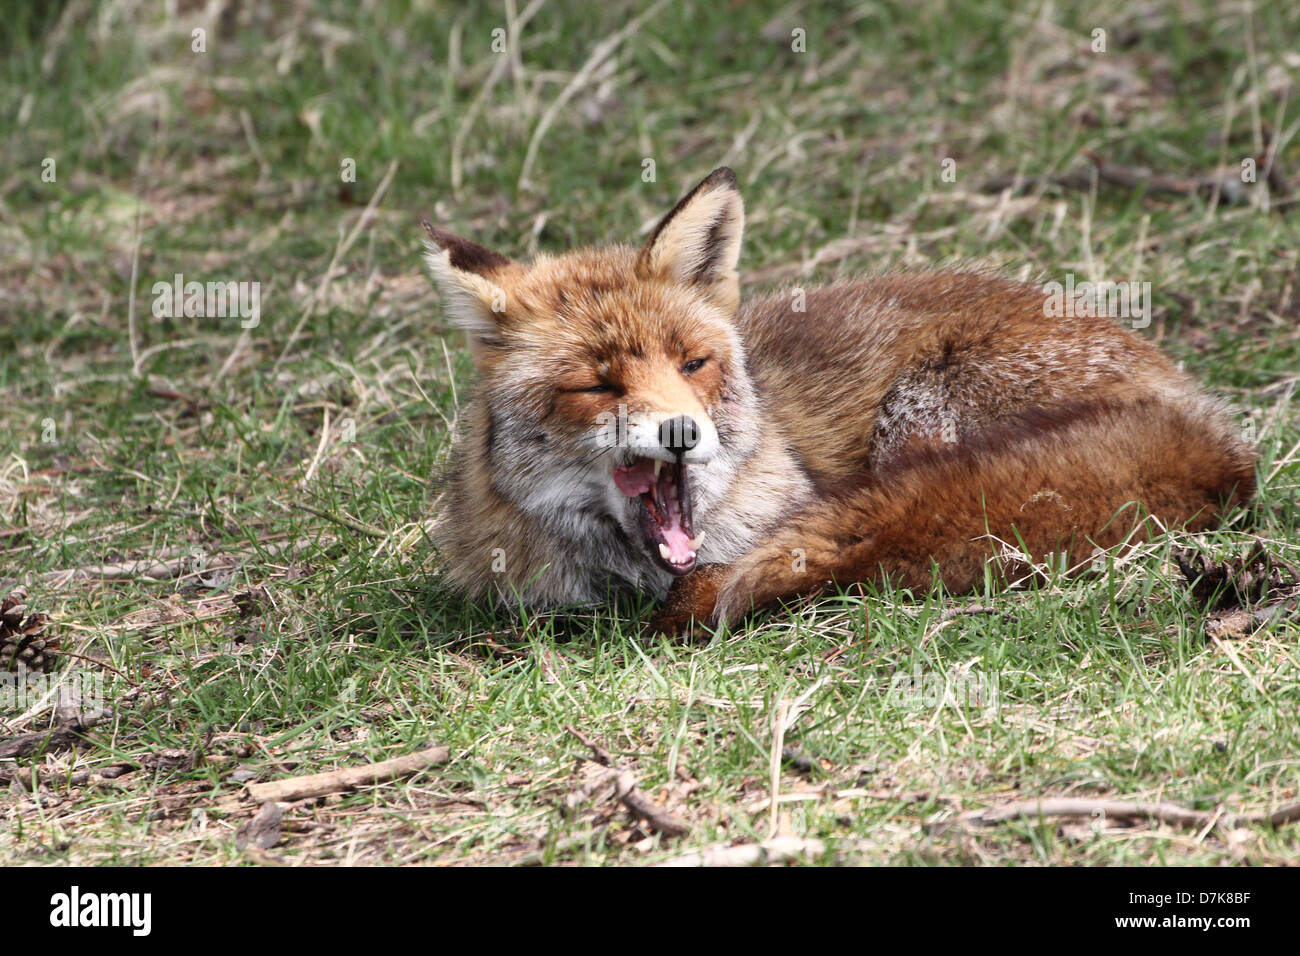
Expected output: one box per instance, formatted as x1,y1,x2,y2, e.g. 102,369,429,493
659,518,696,565
613,459,658,497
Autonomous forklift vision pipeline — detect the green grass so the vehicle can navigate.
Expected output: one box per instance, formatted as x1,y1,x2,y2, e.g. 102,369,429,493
1,0,1298,865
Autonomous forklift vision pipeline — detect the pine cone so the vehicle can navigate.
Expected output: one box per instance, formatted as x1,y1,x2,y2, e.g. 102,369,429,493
1174,543,1297,610
1,585,61,674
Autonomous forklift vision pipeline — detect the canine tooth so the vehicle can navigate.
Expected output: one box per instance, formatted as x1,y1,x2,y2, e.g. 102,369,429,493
689,531,706,550
653,459,663,479
658,543,672,561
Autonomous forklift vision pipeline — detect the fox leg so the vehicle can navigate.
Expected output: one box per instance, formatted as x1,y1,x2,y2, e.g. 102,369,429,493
651,399,1255,634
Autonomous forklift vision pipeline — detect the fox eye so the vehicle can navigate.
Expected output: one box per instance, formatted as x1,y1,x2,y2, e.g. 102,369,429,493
567,383,618,394
681,357,708,375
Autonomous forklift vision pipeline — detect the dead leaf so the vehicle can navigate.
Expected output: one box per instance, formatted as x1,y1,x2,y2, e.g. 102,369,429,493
236,801,284,850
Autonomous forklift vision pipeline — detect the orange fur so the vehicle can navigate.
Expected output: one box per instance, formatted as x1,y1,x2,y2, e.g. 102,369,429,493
421,169,1257,634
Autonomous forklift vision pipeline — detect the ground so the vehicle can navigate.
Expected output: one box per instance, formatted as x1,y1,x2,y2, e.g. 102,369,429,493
1,0,1298,865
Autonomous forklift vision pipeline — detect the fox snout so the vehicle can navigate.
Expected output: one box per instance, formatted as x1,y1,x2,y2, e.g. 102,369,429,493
623,410,720,464
659,416,699,457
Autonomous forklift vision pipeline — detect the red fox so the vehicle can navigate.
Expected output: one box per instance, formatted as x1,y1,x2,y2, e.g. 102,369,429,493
423,168,1256,635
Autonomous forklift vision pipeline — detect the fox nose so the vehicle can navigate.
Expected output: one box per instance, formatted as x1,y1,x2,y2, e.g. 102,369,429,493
659,416,700,458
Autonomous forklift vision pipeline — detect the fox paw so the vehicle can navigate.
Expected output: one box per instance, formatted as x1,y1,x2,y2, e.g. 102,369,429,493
646,564,729,641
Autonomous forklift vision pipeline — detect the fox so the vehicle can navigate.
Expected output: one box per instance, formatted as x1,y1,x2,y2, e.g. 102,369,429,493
422,167,1257,636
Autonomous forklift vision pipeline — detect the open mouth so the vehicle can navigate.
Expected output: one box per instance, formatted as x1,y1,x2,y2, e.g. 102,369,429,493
612,457,703,575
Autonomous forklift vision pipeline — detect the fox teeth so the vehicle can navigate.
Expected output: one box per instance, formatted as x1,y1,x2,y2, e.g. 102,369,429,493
652,459,663,479
689,531,706,550
658,543,672,561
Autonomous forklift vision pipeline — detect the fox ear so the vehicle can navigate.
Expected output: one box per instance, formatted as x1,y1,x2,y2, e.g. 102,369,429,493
637,167,744,314
422,221,514,345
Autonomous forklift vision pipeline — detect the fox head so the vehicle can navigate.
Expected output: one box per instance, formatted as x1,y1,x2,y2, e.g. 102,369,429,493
424,168,762,586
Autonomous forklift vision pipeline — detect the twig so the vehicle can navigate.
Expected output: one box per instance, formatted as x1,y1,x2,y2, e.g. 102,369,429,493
148,385,209,412
769,699,788,836
1260,802,1300,828
930,796,1300,834
0,750,194,788
40,554,211,582
614,769,690,837
299,407,332,487
0,711,108,760
243,743,450,803
565,724,615,766
565,725,691,837
126,203,143,377
46,649,132,683
40,539,300,583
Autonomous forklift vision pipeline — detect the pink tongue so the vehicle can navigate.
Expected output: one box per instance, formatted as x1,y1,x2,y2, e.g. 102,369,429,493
658,484,695,564
661,521,696,564
613,459,658,497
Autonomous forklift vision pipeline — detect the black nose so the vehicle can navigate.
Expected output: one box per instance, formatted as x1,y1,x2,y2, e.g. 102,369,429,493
659,416,700,457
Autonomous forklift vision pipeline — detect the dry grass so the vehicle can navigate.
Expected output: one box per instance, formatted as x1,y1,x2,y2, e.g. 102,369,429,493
1,0,1298,866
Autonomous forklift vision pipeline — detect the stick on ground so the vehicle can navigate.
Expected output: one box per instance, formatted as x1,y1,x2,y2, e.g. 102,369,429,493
0,711,108,760
931,796,1300,834
565,725,691,838
614,769,691,838
244,744,450,803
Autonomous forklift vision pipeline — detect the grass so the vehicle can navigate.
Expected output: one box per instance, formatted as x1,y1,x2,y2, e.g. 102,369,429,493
1,0,1298,865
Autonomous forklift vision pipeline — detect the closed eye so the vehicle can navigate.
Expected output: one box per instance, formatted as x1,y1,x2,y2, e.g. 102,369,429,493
565,383,619,394
681,357,709,375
